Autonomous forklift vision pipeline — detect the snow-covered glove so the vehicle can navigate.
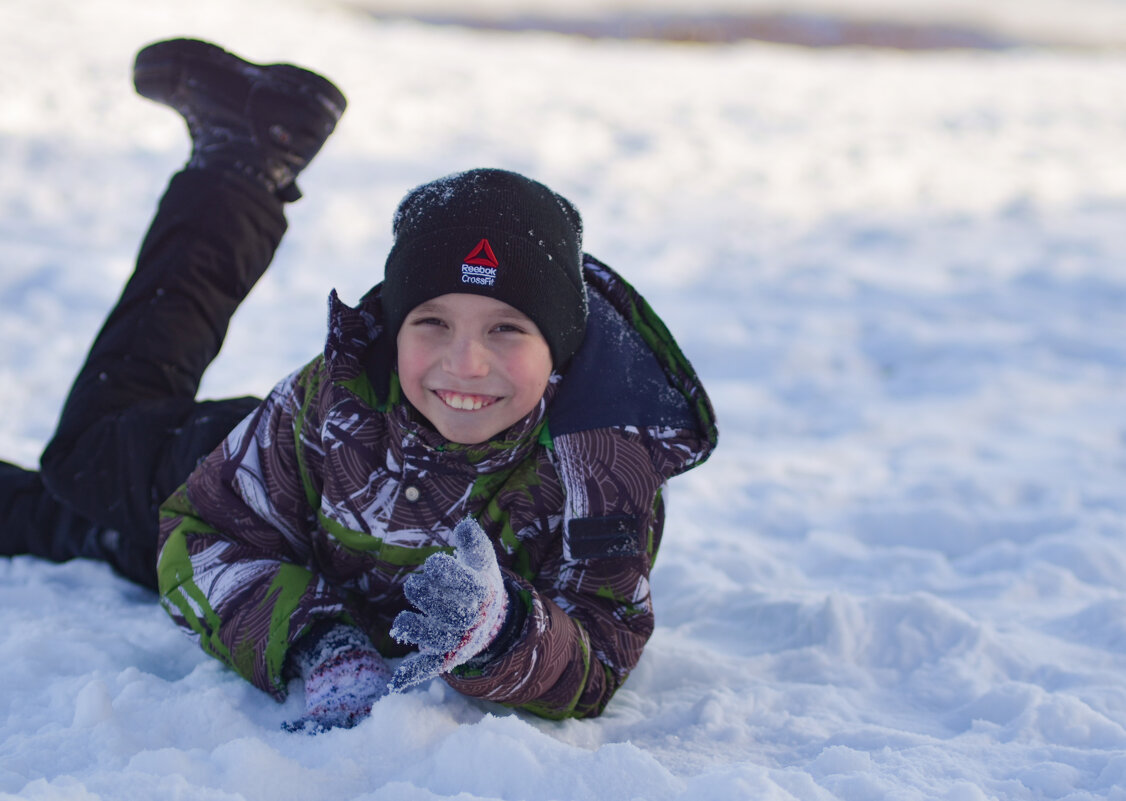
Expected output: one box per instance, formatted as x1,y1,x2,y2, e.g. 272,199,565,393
282,623,391,734
389,517,512,692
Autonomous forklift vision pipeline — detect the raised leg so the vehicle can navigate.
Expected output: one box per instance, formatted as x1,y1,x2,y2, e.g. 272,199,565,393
38,169,283,587
2,39,346,589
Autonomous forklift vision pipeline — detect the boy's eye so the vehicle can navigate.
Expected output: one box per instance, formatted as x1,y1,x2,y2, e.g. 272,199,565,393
411,317,446,327
492,323,528,335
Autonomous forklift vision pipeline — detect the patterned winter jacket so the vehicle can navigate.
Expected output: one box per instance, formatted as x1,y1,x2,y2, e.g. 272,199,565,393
157,256,717,719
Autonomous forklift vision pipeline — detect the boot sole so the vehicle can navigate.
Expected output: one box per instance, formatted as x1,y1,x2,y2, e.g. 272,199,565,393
133,38,347,119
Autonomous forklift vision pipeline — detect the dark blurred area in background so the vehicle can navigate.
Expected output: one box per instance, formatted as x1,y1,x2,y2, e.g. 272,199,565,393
345,9,1087,50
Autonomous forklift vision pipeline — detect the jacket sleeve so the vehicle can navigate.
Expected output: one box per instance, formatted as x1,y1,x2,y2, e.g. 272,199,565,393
445,426,672,719
157,360,352,700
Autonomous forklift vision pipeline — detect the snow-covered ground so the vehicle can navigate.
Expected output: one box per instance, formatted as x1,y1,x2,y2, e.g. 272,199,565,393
2,0,1126,798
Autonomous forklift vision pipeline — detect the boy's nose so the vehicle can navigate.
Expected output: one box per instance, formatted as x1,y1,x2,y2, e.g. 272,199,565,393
443,337,489,378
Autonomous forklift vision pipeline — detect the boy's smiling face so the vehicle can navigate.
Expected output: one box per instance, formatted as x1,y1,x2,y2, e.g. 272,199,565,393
396,293,553,445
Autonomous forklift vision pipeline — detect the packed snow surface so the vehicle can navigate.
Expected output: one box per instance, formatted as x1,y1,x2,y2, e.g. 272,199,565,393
1,0,1125,799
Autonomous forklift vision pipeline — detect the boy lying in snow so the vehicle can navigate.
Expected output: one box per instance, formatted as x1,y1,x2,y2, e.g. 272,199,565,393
0,38,717,731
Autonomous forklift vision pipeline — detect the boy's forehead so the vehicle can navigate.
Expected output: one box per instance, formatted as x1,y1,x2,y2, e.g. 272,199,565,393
409,292,532,320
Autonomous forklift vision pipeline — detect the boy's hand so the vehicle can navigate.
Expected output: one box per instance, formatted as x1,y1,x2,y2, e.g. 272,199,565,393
389,517,510,692
282,625,391,734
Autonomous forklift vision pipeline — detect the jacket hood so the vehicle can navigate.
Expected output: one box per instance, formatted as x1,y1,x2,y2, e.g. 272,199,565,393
549,255,718,477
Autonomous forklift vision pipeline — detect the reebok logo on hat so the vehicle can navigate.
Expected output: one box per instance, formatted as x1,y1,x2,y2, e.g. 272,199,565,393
461,239,499,287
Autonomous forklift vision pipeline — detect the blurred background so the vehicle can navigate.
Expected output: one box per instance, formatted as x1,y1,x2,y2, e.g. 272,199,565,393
2,1,1125,799
341,0,1126,49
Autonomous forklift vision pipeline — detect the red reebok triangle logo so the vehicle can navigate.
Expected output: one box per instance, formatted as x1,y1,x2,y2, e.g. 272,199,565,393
463,239,500,269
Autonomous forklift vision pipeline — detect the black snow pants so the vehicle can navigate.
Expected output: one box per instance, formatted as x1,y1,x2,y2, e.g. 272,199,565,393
0,168,286,590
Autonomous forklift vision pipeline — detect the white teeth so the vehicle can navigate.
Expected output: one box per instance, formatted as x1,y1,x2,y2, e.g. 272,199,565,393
439,392,491,411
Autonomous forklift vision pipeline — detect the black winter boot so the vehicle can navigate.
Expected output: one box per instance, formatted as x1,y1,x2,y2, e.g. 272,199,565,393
133,38,347,202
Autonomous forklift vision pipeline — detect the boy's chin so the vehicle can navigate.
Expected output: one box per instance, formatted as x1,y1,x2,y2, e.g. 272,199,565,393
406,389,545,446
425,401,532,446
431,417,510,446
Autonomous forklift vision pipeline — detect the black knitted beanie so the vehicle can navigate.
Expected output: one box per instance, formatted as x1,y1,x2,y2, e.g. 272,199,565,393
382,168,588,366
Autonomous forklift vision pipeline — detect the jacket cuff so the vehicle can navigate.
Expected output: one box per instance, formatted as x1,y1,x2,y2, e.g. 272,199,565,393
459,575,527,671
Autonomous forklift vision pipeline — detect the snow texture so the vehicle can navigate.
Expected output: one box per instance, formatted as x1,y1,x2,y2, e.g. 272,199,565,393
1,0,1126,799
